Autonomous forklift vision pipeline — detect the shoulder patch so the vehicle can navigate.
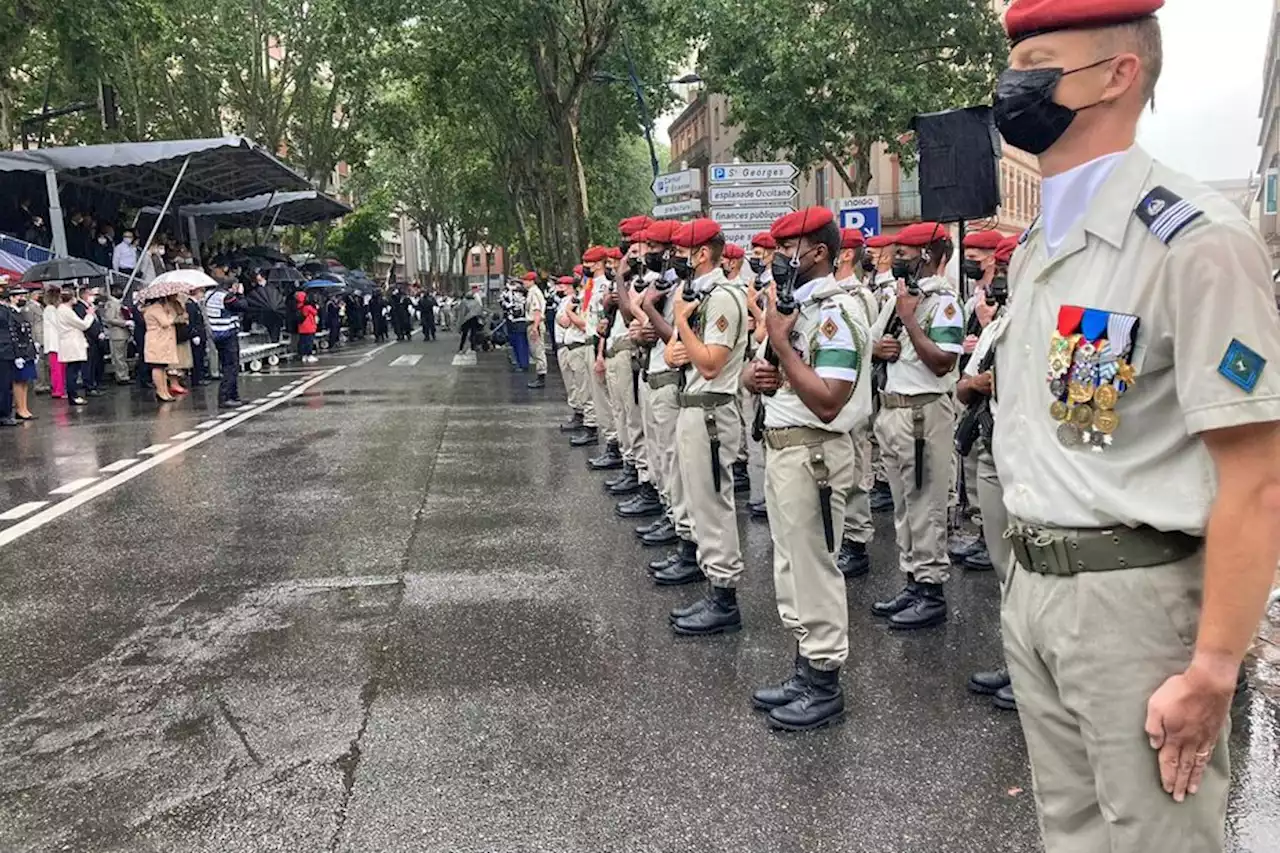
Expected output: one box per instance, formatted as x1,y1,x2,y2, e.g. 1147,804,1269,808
820,316,839,339
715,315,729,333
1218,338,1265,394
1136,186,1204,244
943,302,958,320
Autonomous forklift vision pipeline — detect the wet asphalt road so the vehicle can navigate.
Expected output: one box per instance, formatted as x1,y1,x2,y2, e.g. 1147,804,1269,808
0,340,1277,853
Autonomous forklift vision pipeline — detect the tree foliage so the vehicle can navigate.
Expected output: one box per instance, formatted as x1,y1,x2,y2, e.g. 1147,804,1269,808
326,188,392,271
699,0,1006,193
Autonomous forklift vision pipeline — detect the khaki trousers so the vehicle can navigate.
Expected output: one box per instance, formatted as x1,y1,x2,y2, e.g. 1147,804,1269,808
873,395,955,583
606,351,642,475
768,434,856,670
869,415,886,484
588,348,612,437
647,382,689,535
109,338,130,382
676,403,744,586
975,446,1009,582
1002,555,1230,853
529,327,548,375
841,424,874,545
576,348,597,427
557,346,583,412
961,450,980,513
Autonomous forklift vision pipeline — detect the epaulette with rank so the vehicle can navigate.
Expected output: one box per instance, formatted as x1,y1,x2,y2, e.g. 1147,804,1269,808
1136,187,1204,244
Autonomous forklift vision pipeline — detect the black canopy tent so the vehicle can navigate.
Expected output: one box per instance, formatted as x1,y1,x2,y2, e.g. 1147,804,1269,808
137,190,351,230
0,137,315,288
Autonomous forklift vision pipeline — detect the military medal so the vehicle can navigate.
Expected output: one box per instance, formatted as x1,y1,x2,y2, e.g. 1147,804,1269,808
1049,400,1069,422
1069,404,1094,428
1093,383,1119,410
1067,381,1093,404
1049,378,1067,399
1056,422,1083,447
1092,409,1120,435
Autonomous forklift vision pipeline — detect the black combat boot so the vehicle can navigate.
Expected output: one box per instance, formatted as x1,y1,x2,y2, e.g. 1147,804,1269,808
649,548,683,573
768,661,844,732
888,581,947,630
993,684,1017,711
559,411,584,433
569,426,599,447
588,440,623,470
751,652,807,711
671,584,741,636
526,374,546,389
948,530,981,563
616,482,662,518
653,540,702,586
869,480,894,513
635,516,667,538
962,537,993,571
640,517,678,546
605,463,635,491
748,497,768,521
606,467,641,496
836,540,870,578
871,576,919,618
968,667,1011,696
732,460,750,493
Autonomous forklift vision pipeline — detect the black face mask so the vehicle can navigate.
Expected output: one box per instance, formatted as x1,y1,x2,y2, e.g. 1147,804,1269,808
645,251,665,274
861,256,876,274
670,256,693,281
627,257,643,278
618,240,631,256
772,247,818,291
962,259,984,281
747,257,766,276
892,256,922,282
993,58,1113,156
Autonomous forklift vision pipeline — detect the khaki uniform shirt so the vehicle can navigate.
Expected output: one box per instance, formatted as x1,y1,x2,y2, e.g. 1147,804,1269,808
964,311,1009,419
836,274,880,427
993,146,1280,532
761,275,869,433
556,292,586,345
683,269,747,395
872,275,965,395
525,285,546,332
586,275,608,342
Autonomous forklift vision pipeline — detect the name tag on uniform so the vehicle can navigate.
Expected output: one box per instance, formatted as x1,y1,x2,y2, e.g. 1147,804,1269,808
1046,305,1140,452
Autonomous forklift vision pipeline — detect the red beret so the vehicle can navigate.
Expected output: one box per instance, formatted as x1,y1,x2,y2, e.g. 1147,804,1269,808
522,271,537,282
606,247,623,260
995,236,1020,266
770,206,835,241
841,228,865,250
619,215,653,237
963,230,1004,251
557,275,574,285
582,246,608,263
722,243,745,260
641,220,681,245
573,264,583,276
751,232,777,250
894,222,951,248
1005,0,1163,45
865,235,894,249
672,218,723,248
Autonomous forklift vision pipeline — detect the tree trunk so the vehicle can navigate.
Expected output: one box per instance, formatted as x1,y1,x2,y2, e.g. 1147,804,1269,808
554,110,590,259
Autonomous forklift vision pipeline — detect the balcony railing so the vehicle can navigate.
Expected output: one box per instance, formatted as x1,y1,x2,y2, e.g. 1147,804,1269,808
876,191,922,224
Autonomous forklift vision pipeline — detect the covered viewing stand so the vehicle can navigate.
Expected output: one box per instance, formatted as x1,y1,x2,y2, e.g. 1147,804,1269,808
139,190,351,231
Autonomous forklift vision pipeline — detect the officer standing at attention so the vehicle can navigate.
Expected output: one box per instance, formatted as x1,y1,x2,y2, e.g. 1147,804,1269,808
957,234,1019,713
994,2,1280,851
665,219,749,635
863,233,898,514
744,207,868,731
869,221,965,630
832,227,879,578
575,247,612,449
555,274,592,435
525,272,548,389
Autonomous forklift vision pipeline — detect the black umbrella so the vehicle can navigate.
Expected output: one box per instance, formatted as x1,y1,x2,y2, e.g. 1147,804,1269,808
305,280,345,291
243,245,291,264
19,257,107,284
311,271,344,283
267,264,305,284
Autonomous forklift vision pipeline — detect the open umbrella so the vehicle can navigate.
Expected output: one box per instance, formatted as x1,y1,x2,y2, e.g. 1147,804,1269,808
345,269,376,294
267,264,306,284
135,269,218,301
305,279,345,291
20,257,107,284
310,271,344,283
243,245,291,264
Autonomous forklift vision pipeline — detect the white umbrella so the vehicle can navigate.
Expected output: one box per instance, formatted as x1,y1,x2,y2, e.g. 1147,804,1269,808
135,269,218,300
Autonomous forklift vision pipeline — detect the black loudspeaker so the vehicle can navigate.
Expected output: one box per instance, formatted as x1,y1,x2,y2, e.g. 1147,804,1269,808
910,106,1002,223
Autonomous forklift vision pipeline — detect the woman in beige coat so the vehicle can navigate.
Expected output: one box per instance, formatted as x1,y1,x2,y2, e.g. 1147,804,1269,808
142,298,179,402
169,296,191,395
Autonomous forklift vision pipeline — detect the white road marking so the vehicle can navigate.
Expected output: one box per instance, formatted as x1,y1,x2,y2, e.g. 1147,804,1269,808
195,420,219,429
138,444,170,455
268,392,284,398
389,354,422,367
217,412,239,420
0,501,48,521
169,431,198,440
100,459,139,473
237,404,255,411
0,365,349,549
252,398,269,404
49,477,99,495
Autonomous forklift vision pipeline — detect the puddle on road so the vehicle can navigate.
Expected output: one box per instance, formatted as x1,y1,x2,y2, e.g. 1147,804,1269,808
0,575,403,852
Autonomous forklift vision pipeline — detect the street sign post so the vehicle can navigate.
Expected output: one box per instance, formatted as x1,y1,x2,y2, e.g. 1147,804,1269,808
721,229,757,251
651,169,702,199
651,198,702,218
709,162,799,184
708,184,798,206
836,196,882,237
710,205,794,228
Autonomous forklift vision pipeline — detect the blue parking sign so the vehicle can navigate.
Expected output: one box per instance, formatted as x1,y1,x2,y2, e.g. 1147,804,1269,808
837,198,881,237
712,166,727,182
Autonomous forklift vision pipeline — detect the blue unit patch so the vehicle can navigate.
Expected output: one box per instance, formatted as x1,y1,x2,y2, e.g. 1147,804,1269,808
1218,339,1266,394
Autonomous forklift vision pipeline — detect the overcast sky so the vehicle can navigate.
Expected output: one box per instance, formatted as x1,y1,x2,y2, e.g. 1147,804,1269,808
658,0,1275,182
